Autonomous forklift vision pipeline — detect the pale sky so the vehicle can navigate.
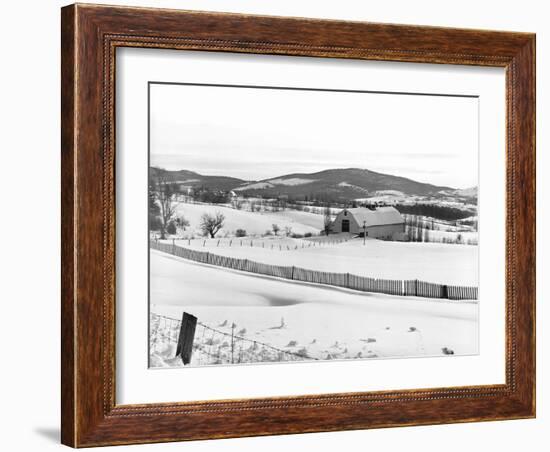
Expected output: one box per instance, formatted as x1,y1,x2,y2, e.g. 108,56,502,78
150,83,478,189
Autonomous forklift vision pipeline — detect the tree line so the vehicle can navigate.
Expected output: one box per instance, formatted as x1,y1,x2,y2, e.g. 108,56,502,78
395,203,474,222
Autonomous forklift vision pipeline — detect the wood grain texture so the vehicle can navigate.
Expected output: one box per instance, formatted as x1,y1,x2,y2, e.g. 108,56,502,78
60,3,536,447
60,5,76,447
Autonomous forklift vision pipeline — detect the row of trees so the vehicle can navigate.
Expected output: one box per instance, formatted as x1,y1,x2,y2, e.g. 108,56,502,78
404,215,472,244
192,188,230,204
236,191,343,206
395,203,475,222
404,216,431,243
233,197,290,212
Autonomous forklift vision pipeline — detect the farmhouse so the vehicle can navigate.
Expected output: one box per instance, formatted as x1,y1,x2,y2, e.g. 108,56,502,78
331,206,405,240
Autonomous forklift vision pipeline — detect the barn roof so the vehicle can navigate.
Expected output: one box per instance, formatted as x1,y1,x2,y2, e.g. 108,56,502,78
344,207,404,226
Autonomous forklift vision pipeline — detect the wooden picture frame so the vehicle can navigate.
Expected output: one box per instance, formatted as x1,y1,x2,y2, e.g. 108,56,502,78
61,3,535,447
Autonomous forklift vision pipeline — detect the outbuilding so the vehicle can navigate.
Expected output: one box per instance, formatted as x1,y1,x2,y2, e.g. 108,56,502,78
331,206,405,240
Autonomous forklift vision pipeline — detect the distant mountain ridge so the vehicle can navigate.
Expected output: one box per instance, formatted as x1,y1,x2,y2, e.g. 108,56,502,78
150,167,244,192
242,168,454,197
151,167,476,201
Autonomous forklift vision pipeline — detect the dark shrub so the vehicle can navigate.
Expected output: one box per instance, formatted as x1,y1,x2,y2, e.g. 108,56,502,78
166,221,177,235
235,229,247,237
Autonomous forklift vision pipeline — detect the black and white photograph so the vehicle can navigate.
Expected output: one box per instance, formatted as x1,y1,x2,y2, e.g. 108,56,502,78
148,82,479,368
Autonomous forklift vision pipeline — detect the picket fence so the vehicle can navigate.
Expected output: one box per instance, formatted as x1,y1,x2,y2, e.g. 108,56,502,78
151,241,478,301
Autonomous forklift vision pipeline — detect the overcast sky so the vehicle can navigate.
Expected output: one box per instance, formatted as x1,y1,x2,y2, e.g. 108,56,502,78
150,83,478,189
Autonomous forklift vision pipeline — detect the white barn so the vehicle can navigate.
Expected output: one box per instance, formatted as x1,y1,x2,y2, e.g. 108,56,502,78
331,206,405,240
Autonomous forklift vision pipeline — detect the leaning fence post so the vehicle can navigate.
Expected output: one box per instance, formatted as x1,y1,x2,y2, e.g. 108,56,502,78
175,312,197,365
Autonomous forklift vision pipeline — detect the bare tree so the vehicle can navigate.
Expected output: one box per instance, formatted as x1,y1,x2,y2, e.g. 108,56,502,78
323,205,332,236
232,199,243,210
417,217,424,242
200,212,225,238
284,226,292,237
148,175,161,230
153,173,178,239
272,223,280,236
176,215,190,231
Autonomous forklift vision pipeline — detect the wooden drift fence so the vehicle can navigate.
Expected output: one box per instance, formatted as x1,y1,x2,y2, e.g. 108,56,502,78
150,241,478,301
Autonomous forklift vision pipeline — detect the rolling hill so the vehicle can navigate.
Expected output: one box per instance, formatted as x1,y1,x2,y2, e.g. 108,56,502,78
150,167,244,192
151,167,472,201
235,168,453,199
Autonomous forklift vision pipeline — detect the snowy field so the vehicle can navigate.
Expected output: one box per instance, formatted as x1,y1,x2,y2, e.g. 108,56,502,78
174,202,323,237
172,202,477,242
161,237,478,286
149,250,478,368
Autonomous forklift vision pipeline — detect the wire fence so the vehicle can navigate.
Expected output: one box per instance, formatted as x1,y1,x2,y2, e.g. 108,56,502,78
150,240,478,301
150,313,315,366
149,235,350,250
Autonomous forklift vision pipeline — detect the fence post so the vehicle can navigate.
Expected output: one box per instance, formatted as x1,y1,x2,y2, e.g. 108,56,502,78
175,312,197,365
230,323,235,364
291,266,295,280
